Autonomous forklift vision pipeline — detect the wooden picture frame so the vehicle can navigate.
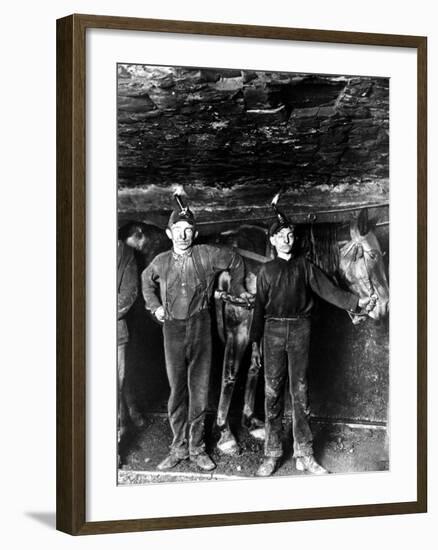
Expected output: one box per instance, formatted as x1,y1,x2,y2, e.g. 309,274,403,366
56,13,427,535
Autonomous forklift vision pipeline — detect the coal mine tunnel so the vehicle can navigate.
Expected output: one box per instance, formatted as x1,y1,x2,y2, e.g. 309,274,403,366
118,64,389,434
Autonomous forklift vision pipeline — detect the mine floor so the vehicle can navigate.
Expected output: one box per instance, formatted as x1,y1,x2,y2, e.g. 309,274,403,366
118,415,388,485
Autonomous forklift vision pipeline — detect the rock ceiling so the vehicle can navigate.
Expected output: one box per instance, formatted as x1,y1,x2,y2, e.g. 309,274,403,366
117,65,389,227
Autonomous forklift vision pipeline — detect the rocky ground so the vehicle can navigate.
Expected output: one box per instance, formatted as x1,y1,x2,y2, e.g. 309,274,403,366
118,415,388,485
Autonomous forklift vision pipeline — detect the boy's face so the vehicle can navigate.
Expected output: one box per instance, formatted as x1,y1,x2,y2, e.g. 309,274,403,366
166,221,198,252
270,226,295,254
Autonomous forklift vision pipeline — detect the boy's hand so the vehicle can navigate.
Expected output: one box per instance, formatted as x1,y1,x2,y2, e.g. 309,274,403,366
154,306,165,322
251,342,262,368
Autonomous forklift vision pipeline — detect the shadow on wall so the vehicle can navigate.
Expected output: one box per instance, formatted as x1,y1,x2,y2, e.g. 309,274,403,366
308,301,389,423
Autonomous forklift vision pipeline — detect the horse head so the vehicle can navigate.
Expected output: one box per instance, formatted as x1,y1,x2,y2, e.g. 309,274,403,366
214,225,267,295
338,210,389,322
120,220,170,268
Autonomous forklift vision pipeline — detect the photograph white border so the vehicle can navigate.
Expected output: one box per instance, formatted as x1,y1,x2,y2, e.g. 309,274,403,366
86,28,417,522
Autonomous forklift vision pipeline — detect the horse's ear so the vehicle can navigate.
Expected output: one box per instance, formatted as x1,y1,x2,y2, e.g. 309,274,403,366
350,208,369,239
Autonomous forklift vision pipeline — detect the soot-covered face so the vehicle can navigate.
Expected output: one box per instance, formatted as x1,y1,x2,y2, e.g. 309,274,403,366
270,226,295,255
166,221,198,253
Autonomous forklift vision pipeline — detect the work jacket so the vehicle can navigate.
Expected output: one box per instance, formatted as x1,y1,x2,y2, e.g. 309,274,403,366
142,244,246,321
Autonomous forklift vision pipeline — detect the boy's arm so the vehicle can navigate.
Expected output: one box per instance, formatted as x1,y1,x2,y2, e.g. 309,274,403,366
308,261,359,312
141,258,163,314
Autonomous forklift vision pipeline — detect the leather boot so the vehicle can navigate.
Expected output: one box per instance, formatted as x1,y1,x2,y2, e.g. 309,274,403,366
256,457,279,477
295,455,328,475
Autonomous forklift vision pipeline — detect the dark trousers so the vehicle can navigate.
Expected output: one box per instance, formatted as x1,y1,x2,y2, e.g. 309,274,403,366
263,317,313,459
163,309,212,458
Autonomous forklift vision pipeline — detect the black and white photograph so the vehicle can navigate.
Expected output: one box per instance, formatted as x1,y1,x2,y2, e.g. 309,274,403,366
116,63,390,485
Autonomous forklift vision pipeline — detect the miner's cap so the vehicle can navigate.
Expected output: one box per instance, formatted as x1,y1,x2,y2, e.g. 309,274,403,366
167,208,196,228
269,218,295,237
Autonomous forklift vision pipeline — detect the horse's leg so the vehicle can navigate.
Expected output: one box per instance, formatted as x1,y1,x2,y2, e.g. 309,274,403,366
243,340,265,440
216,329,246,455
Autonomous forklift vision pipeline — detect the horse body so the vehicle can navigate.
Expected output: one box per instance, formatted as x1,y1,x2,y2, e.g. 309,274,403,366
212,228,268,451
